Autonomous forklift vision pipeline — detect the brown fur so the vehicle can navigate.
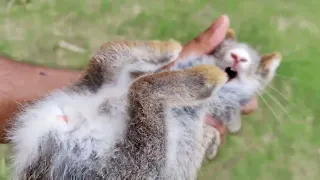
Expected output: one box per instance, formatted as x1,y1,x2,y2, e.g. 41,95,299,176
8,29,282,179
260,52,282,71
75,40,183,92
225,28,236,40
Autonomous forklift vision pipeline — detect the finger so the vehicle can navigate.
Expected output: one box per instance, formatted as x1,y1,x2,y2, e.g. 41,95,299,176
204,115,228,137
195,15,230,53
207,15,230,51
205,117,228,145
178,15,230,60
241,97,259,115
204,115,222,126
220,132,227,145
161,15,230,70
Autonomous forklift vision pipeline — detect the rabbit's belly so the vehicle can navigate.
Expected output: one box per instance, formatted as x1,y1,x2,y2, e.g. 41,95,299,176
164,106,206,179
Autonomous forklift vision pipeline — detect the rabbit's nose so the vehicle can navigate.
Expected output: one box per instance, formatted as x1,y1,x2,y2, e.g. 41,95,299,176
231,52,239,63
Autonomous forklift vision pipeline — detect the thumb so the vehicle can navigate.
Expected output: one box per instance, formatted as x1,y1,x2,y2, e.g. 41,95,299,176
193,15,230,54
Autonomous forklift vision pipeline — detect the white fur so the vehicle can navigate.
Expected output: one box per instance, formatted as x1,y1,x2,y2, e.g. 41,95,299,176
9,85,130,178
225,48,251,69
9,41,183,179
169,54,216,71
9,82,214,179
261,57,281,88
117,61,174,86
225,76,260,95
164,108,207,179
8,40,282,179
268,57,281,74
198,55,217,65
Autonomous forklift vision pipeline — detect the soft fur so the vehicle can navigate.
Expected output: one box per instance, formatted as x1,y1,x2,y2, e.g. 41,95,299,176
168,31,281,158
8,30,281,179
169,30,281,134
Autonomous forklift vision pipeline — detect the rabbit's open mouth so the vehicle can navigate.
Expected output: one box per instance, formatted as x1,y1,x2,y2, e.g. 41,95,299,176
225,67,237,81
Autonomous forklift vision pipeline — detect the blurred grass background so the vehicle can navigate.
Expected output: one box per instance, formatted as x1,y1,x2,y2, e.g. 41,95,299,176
1,0,320,179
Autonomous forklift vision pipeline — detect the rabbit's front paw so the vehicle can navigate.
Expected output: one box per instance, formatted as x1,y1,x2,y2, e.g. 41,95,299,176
187,65,228,99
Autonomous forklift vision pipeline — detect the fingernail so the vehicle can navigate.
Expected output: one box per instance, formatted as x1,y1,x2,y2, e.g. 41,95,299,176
212,14,229,29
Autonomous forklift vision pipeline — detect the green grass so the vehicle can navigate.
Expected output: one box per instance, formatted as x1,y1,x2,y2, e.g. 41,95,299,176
1,0,320,179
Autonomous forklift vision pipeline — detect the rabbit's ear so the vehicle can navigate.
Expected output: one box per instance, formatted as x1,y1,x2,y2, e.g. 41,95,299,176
225,28,236,40
259,52,282,71
257,52,282,85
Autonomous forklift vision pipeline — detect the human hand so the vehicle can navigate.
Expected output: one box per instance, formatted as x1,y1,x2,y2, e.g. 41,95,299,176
241,97,259,115
161,15,231,70
205,98,259,144
178,15,231,59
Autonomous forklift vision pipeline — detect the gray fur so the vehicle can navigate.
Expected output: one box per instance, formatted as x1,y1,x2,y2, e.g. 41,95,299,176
170,38,279,158
171,39,261,132
8,39,280,180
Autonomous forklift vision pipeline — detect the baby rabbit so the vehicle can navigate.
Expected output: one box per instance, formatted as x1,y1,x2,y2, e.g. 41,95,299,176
8,39,226,180
167,29,282,158
8,31,281,179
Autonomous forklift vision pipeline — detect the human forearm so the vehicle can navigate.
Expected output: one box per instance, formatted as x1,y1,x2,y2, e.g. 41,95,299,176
0,55,83,143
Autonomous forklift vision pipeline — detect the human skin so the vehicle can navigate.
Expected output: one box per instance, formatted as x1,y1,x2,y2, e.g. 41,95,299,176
0,15,258,144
